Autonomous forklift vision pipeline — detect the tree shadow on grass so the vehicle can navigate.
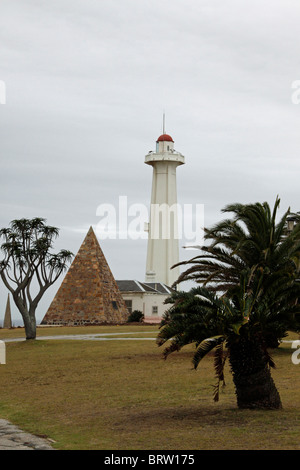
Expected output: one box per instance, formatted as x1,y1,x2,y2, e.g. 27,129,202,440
114,404,255,432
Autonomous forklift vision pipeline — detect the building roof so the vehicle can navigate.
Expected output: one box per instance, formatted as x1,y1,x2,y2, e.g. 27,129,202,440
156,134,174,143
116,280,173,295
116,280,145,293
144,283,173,294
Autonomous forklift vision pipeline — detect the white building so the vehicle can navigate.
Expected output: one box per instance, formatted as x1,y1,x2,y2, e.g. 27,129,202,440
145,131,185,287
116,280,173,324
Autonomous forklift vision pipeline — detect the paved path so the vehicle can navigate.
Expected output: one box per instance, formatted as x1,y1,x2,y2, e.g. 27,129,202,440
0,419,54,450
1,332,294,344
2,331,157,343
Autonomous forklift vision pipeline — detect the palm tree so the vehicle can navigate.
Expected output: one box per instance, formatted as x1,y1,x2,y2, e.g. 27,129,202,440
157,198,300,409
158,271,300,409
174,197,300,296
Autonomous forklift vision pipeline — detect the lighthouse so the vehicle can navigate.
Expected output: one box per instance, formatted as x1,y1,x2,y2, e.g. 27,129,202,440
145,127,185,286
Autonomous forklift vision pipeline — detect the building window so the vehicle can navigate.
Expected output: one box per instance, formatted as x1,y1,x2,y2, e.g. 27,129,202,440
152,306,158,315
125,300,132,313
112,301,118,310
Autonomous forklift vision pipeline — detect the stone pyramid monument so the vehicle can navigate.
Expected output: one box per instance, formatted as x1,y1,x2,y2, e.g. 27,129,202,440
41,227,129,326
3,294,12,329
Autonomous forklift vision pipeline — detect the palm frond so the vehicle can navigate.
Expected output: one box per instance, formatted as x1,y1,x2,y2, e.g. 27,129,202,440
213,342,228,402
193,336,225,369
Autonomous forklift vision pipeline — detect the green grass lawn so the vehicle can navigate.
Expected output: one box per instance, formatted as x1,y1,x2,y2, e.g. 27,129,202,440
0,325,299,450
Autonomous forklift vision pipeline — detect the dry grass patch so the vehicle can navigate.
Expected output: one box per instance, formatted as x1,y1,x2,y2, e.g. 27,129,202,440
0,327,299,450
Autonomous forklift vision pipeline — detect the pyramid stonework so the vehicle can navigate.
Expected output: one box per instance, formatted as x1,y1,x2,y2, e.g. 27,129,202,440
41,227,129,326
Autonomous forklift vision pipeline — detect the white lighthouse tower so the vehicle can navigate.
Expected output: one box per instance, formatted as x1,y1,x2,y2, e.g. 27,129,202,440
145,124,185,287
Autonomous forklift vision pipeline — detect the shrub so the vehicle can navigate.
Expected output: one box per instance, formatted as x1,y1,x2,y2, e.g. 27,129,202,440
127,310,144,323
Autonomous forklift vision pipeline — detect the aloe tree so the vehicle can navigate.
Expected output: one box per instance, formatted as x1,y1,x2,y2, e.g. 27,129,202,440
0,218,73,339
157,198,300,409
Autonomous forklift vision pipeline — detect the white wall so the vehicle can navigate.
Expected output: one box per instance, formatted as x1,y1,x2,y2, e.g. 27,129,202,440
121,292,169,321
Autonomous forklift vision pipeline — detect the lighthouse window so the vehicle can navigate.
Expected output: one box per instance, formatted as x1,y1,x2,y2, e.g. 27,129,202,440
167,145,169,151
112,301,118,310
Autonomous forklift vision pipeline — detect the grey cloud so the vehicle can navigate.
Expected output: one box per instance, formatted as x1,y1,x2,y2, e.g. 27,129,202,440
0,0,300,324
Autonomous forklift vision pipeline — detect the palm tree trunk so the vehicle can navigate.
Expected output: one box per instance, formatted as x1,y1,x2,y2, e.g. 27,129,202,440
229,337,282,409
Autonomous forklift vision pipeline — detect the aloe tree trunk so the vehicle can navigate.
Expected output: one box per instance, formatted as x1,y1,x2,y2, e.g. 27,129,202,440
22,313,37,340
229,337,282,409
13,295,37,340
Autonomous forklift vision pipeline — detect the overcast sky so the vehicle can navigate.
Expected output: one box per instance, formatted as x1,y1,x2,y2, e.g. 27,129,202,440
1,0,300,324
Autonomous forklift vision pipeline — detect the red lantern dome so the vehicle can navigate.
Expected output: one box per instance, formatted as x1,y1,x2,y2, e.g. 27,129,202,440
156,134,174,143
